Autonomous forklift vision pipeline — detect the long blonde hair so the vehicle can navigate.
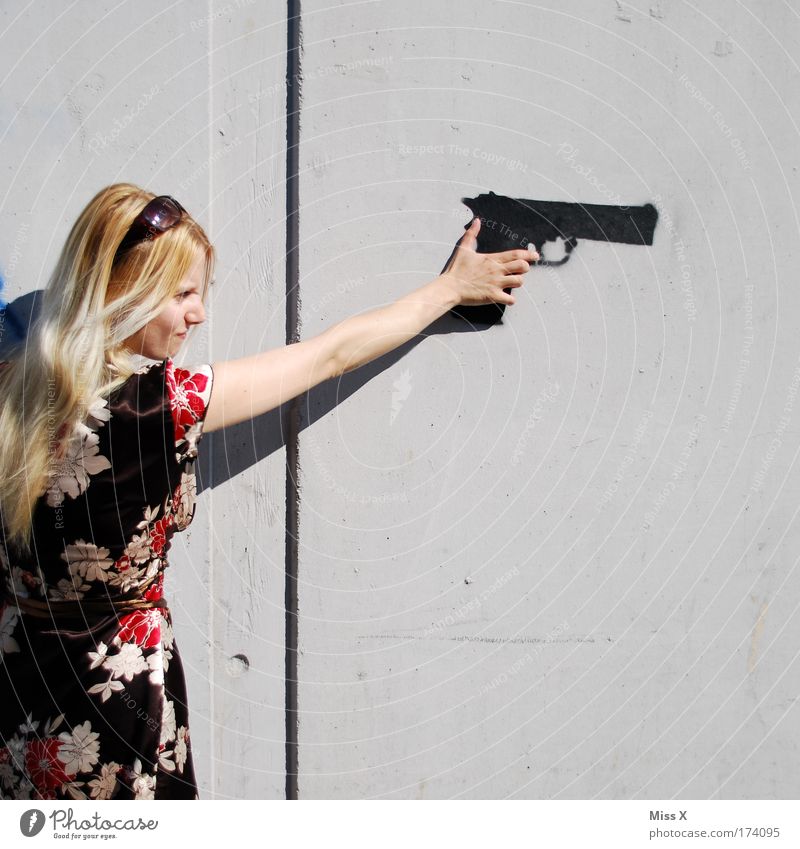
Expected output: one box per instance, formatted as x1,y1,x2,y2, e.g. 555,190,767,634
0,183,215,556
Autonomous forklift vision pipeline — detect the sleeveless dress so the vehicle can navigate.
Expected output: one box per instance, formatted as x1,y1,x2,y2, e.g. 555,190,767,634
0,357,214,800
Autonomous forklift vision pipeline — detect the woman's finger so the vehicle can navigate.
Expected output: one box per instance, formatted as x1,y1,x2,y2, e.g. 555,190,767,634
500,258,531,274
490,247,539,264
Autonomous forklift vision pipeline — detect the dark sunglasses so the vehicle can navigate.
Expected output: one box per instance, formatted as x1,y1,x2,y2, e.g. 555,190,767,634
113,195,186,262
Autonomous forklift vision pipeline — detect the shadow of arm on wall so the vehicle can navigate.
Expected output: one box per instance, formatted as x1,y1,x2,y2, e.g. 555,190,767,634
195,309,489,493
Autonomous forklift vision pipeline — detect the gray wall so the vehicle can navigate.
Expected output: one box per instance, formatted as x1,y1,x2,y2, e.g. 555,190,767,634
1,0,797,799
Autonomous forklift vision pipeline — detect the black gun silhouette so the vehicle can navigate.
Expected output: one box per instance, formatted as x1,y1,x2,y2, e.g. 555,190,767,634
451,192,658,324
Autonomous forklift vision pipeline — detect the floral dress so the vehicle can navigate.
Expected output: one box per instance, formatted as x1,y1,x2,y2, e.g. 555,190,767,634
0,357,214,800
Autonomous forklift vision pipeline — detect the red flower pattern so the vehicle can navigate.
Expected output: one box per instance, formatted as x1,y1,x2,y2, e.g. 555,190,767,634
117,609,163,649
25,738,73,794
114,553,132,574
171,482,182,514
150,514,175,558
166,364,210,444
144,572,164,602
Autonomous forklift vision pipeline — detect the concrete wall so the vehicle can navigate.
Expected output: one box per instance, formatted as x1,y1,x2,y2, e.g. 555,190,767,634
1,0,798,799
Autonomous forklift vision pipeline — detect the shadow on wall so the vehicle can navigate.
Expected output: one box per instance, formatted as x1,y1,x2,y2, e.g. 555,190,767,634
0,288,487,495
198,311,482,494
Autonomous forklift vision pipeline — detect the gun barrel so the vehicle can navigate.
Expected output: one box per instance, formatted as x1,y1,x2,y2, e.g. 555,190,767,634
461,193,659,253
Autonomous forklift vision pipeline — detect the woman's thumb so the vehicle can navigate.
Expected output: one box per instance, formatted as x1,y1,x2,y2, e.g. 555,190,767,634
460,216,480,249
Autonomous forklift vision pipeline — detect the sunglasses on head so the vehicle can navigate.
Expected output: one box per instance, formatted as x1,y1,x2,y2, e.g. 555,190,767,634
113,195,186,262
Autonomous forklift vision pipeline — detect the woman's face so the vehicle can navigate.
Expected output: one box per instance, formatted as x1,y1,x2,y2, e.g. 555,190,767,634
123,247,208,360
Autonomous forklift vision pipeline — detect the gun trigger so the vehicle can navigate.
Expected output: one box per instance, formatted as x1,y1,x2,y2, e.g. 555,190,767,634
537,237,577,267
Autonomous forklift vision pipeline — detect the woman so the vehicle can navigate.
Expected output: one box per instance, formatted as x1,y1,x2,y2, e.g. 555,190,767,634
0,183,537,800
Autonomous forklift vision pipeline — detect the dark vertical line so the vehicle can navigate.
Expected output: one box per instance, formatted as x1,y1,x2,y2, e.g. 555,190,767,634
284,0,302,802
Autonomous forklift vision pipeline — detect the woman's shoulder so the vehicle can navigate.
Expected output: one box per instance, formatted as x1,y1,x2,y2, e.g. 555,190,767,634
110,356,214,461
109,357,213,416
106,357,170,415
118,357,211,391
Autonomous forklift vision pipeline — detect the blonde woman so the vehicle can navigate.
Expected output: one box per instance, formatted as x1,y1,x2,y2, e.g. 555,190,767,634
0,183,537,800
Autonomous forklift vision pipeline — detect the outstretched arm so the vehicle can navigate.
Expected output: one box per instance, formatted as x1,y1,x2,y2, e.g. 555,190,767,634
203,334,339,433
202,219,537,433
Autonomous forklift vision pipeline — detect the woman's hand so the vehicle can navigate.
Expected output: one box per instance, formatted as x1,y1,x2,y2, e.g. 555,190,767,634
204,219,542,421
438,217,539,307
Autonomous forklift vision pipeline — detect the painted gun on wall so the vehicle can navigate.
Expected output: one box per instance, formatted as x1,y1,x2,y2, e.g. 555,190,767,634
451,192,659,324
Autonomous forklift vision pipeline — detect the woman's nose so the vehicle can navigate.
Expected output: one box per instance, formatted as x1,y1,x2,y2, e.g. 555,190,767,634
188,299,206,324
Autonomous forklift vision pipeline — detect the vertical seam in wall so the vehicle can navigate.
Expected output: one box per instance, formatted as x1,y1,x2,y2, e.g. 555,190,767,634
207,0,216,800
285,0,302,802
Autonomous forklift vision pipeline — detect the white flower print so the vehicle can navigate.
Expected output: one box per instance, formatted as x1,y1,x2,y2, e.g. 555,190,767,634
136,505,159,529
61,540,114,583
6,734,25,770
0,758,14,790
57,721,101,774
62,780,88,800
160,699,176,747
173,471,197,528
131,758,155,800
160,619,174,674
88,762,120,800
2,736,27,796
124,530,152,565
46,424,111,508
106,560,148,593
178,420,204,462
16,778,34,799
158,747,176,773
86,678,124,703
0,605,20,660
86,396,111,430
87,642,109,670
19,714,40,735
175,727,188,774
142,559,161,583
48,576,91,601
147,650,164,687
103,643,148,682
161,618,175,651
44,714,65,735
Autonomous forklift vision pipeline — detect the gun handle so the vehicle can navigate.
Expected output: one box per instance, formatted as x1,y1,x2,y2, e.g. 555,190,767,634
449,225,509,325
451,239,576,325
451,297,508,326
